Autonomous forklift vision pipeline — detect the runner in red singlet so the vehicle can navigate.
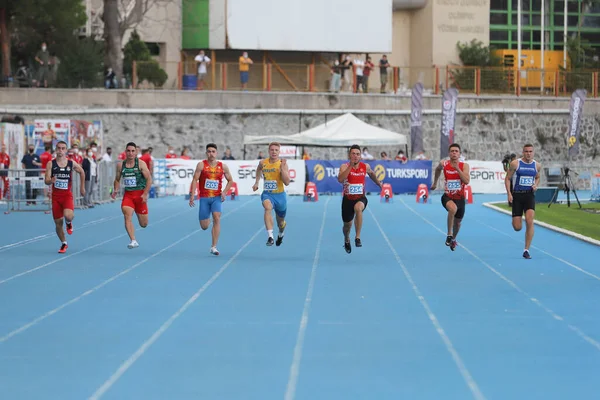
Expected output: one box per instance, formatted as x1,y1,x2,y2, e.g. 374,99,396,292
189,143,234,255
431,143,471,251
337,144,383,254
44,141,86,253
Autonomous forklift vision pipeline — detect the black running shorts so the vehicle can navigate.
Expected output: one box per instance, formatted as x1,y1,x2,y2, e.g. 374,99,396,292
441,194,466,219
511,191,535,217
342,196,368,223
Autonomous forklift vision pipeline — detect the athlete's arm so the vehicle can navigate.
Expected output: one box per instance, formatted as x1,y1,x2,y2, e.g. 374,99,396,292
112,162,122,199
504,159,518,201
533,162,541,191
280,158,291,186
221,164,234,200
366,164,383,188
457,162,470,185
430,160,443,190
189,162,203,201
337,163,351,183
73,161,86,196
139,160,153,201
44,162,53,185
252,160,263,191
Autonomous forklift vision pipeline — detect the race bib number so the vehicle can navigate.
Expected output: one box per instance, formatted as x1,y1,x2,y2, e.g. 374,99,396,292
54,179,68,190
204,179,219,190
519,176,534,187
348,183,364,195
124,177,137,188
264,180,278,191
446,179,462,191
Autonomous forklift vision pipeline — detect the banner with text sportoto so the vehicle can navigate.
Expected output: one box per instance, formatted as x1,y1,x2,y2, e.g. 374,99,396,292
155,158,306,196
467,160,506,194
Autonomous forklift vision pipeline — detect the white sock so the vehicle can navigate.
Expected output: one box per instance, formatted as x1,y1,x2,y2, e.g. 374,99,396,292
62,241,67,245
267,230,273,238
278,230,285,238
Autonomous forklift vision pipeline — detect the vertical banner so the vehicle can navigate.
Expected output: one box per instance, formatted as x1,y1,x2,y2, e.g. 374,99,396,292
567,88,586,158
70,120,104,150
33,119,70,153
410,82,424,156
440,88,458,159
0,123,26,170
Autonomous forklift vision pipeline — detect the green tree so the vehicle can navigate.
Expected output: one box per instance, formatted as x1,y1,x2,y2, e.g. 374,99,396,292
56,37,104,88
452,39,508,93
0,0,86,77
122,30,167,88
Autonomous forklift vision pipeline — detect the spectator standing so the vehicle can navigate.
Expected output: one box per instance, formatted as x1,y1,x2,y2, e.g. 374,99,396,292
194,50,211,90
239,52,253,90
379,55,390,93
223,148,235,160
363,57,374,93
330,60,342,93
82,148,97,207
21,144,42,204
34,42,52,88
354,57,364,93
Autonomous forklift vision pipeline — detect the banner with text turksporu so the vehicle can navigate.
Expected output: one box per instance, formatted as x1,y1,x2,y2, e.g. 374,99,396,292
305,160,432,194
154,158,307,196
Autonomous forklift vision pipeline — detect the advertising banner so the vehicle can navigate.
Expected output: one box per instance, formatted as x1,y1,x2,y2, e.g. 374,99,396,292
305,160,432,194
156,158,306,196
33,119,70,152
567,88,586,158
467,160,506,193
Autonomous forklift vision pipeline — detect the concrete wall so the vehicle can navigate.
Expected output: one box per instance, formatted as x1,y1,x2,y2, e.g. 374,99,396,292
2,88,598,112
11,111,599,189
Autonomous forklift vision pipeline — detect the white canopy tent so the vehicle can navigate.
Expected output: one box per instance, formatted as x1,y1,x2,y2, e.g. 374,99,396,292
243,113,408,149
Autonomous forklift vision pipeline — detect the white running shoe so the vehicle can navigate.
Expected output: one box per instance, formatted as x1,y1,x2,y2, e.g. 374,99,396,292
128,240,139,249
210,246,220,256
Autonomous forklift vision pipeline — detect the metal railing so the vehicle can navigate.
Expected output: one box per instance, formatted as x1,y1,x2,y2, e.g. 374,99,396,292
2,160,128,214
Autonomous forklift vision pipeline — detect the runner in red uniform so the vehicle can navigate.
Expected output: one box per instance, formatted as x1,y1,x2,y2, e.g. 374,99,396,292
431,143,471,251
337,144,383,254
189,143,234,255
44,141,85,253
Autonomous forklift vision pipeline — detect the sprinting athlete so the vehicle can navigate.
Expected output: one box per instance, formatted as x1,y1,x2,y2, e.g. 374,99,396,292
252,142,290,246
431,143,471,251
188,143,234,255
337,144,383,254
44,141,85,253
111,142,152,249
505,143,541,259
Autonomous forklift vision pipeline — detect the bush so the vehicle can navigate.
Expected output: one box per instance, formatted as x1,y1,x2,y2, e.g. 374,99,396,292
55,37,104,88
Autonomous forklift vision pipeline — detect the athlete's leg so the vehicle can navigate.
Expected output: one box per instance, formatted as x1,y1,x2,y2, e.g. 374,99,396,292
274,195,287,246
262,199,274,231
511,196,524,231
136,213,148,228
135,195,149,228
211,212,221,248
353,200,366,240
445,201,457,236
199,198,211,230
54,217,66,243
122,206,136,241
512,216,522,231
524,209,535,250
451,200,465,240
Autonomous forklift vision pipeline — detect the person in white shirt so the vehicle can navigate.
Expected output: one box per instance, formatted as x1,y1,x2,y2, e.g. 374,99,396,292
354,58,364,93
102,147,113,162
194,50,211,90
361,147,374,160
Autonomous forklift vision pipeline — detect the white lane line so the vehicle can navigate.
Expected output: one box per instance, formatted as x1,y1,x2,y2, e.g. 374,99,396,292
284,197,330,400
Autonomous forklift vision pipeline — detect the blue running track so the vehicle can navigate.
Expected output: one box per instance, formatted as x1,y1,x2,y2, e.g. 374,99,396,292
0,193,599,400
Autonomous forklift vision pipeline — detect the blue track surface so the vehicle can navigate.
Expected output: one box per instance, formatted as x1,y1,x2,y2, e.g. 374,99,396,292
1,193,599,400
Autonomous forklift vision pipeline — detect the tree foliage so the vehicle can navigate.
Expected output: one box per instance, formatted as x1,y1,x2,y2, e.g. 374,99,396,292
56,37,104,88
123,30,167,88
0,0,86,76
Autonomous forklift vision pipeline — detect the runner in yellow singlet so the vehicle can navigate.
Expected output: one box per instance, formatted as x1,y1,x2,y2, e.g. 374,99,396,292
252,142,290,246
